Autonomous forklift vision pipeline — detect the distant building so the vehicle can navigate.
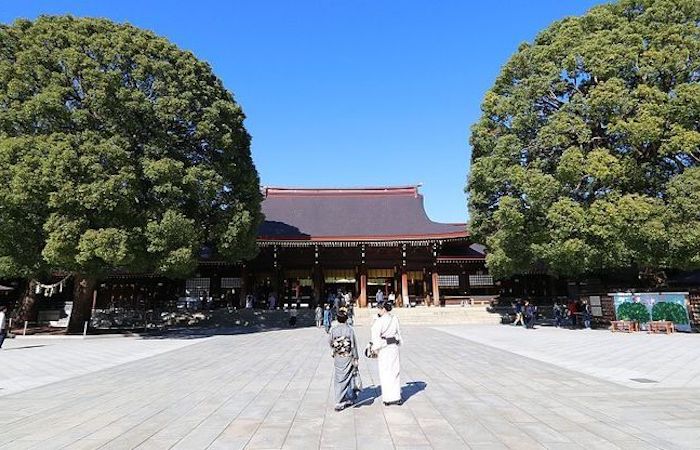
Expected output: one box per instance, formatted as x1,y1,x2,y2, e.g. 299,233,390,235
242,186,497,307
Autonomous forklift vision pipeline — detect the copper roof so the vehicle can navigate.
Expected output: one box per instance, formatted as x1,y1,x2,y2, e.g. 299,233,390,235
258,186,468,242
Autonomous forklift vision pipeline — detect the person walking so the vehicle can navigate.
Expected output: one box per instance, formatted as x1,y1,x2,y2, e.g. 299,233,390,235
370,300,403,406
582,300,592,329
524,301,537,329
375,289,384,307
553,301,563,328
315,304,323,328
568,300,578,329
512,300,524,326
288,305,298,327
323,304,332,333
334,291,342,311
329,309,360,411
0,306,7,349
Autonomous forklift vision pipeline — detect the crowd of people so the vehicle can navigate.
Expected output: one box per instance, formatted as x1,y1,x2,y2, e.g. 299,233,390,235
511,298,593,329
315,289,355,332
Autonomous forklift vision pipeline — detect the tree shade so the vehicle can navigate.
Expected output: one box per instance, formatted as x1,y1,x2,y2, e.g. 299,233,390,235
467,0,700,280
0,16,262,330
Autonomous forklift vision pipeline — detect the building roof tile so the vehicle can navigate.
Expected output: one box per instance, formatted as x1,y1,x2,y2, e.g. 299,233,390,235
258,186,467,241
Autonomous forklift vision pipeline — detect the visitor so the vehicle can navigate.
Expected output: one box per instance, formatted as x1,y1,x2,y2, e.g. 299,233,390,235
347,303,354,326
315,304,323,327
553,301,562,328
0,306,6,349
334,291,342,311
268,292,277,310
323,304,332,333
329,309,360,411
289,305,298,327
582,300,592,329
245,293,254,309
375,289,384,306
568,299,578,329
343,291,351,306
524,300,537,329
512,300,524,326
370,299,403,406
388,291,396,304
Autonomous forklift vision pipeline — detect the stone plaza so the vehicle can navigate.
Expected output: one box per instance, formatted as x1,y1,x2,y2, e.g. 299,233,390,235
1,324,700,450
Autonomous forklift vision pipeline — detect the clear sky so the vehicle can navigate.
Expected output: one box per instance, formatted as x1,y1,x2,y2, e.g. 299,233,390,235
1,0,606,223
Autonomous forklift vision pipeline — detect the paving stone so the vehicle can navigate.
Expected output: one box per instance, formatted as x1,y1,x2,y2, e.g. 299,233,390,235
0,325,698,449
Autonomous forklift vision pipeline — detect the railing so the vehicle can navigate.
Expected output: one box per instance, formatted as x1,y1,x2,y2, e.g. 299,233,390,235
469,275,494,287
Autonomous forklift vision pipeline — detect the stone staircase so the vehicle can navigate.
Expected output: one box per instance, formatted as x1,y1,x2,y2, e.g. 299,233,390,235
353,305,503,326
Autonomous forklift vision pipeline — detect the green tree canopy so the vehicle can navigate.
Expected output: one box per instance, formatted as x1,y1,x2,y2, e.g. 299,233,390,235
467,0,700,279
0,16,262,327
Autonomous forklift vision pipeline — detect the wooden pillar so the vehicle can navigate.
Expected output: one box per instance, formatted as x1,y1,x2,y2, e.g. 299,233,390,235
313,265,322,307
401,271,409,307
432,271,441,307
359,273,367,308
359,245,368,308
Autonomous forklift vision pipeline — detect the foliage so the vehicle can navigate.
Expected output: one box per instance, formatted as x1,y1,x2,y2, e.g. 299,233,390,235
616,302,650,323
467,0,700,279
0,16,262,280
651,301,688,323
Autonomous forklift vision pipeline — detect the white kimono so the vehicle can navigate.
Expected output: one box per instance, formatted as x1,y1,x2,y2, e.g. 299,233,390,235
371,313,403,403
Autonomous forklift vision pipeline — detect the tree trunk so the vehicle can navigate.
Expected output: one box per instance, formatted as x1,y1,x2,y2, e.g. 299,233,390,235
67,274,98,334
13,280,40,324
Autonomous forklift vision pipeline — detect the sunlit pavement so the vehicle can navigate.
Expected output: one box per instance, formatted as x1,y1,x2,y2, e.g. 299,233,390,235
1,324,699,449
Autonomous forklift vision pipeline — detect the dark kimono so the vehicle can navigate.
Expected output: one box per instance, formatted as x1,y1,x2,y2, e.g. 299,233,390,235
329,323,360,406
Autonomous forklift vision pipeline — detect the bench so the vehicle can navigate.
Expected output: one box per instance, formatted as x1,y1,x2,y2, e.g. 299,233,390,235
647,320,675,334
611,320,638,332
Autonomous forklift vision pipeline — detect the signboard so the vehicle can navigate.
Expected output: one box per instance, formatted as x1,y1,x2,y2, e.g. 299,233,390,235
611,292,691,332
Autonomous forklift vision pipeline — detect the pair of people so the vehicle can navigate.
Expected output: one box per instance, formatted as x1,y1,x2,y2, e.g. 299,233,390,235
329,301,403,411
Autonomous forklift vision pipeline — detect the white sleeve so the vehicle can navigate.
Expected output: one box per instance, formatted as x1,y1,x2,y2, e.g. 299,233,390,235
396,318,404,345
370,317,383,352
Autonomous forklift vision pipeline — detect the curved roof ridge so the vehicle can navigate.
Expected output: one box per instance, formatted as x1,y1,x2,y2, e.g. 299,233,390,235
263,185,420,198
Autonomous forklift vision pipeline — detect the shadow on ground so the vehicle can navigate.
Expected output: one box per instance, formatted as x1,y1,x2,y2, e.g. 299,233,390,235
353,380,427,408
139,323,319,340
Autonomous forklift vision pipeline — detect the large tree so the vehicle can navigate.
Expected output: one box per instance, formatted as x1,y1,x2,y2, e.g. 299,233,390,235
467,0,700,281
0,16,261,332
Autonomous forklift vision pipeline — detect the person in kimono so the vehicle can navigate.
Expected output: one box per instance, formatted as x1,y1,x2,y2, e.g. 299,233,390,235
370,300,403,406
329,309,360,411
323,304,332,333
315,304,323,328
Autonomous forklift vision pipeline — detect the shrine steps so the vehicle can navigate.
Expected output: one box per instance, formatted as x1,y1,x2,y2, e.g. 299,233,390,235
354,306,502,326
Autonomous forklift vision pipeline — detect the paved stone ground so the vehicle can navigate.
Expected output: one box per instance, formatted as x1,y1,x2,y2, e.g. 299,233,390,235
0,334,210,396
1,325,699,449
438,325,700,389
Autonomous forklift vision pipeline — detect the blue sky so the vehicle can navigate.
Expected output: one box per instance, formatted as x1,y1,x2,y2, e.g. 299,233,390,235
1,0,606,223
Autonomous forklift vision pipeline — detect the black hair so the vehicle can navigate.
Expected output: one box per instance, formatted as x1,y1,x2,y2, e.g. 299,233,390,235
337,314,348,323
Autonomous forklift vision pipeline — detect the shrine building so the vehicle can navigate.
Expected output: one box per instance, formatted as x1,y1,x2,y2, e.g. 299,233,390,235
205,185,496,308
